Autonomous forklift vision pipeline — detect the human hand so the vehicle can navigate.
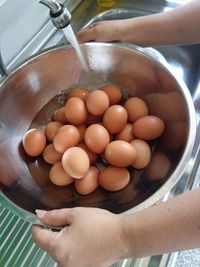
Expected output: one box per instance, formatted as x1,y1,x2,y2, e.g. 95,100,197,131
77,20,125,43
32,207,128,267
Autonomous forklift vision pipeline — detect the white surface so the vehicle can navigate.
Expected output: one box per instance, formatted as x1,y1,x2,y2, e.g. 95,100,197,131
0,0,7,7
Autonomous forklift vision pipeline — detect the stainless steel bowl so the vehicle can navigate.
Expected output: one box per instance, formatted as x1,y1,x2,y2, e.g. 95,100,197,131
0,43,196,223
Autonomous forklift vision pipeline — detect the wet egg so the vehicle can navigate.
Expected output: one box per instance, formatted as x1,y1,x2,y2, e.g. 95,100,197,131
53,125,80,153
43,144,63,164
132,115,165,140
44,121,63,142
124,97,148,123
49,162,74,186
100,85,122,105
103,105,128,134
98,166,130,191
86,90,109,116
105,140,137,167
23,128,46,157
115,123,135,142
78,143,98,164
84,124,110,154
130,139,151,169
62,147,90,178
53,106,68,123
74,166,99,195
65,97,88,125
67,87,90,102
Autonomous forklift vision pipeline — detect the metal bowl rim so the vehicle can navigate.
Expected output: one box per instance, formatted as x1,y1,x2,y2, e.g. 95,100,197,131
0,42,196,221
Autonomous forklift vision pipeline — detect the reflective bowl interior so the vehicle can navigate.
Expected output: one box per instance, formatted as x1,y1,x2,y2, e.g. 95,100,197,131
0,43,192,214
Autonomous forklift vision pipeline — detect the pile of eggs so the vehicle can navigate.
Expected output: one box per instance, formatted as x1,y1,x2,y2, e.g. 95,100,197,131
22,85,165,195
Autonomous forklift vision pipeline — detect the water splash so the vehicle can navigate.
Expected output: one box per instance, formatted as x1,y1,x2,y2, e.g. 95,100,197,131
62,24,107,87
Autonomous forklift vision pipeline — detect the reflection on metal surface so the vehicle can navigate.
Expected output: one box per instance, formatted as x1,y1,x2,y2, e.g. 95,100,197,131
0,43,196,221
146,152,171,182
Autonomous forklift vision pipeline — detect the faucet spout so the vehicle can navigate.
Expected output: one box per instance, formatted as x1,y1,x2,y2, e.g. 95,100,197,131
39,0,61,14
39,0,71,28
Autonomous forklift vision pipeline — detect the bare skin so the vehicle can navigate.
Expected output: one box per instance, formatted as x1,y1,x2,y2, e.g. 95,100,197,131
32,188,200,267
77,0,200,46
32,207,126,267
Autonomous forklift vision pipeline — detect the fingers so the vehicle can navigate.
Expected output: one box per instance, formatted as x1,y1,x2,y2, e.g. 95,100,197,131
77,24,98,43
32,225,57,253
35,208,74,227
77,22,121,43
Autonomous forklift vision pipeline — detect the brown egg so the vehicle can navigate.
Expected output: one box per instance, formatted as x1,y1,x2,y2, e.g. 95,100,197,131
74,166,99,195
78,143,98,164
23,128,46,157
65,97,88,125
67,87,90,102
76,124,87,143
103,105,128,134
147,152,171,181
43,144,63,164
44,121,63,142
133,115,165,140
84,124,110,154
105,140,137,167
124,97,148,123
86,90,109,116
130,139,151,169
99,166,130,191
53,125,80,153
49,162,74,186
115,123,135,142
100,85,122,105
53,106,68,123
62,147,90,178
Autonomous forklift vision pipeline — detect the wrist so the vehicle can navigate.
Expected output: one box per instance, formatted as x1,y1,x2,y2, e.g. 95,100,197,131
120,17,148,45
117,213,134,259
119,212,145,259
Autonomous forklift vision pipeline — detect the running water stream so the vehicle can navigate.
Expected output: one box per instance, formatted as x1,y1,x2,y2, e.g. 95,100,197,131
62,25,89,72
62,24,105,87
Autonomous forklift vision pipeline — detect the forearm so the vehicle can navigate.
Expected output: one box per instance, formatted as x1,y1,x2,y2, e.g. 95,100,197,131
121,0,200,46
121,188,200,258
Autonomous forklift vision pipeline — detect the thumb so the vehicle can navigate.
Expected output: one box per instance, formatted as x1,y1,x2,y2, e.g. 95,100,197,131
32,225,57,253
35,208,74,227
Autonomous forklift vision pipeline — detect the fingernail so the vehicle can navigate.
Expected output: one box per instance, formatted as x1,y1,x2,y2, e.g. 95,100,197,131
35,209,47,218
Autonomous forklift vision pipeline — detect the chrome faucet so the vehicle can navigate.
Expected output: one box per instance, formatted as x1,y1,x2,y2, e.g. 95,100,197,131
39,0,71,28
0,52,7,77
